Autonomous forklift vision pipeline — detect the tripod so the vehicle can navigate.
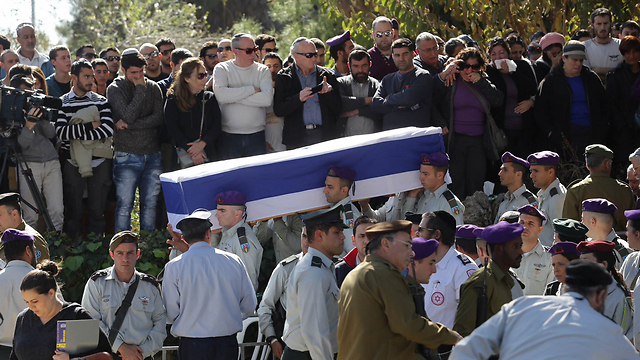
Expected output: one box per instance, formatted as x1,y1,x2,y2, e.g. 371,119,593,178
0,137,56,232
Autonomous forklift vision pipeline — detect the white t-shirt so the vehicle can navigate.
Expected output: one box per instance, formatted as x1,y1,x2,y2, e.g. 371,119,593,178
583,38,622,71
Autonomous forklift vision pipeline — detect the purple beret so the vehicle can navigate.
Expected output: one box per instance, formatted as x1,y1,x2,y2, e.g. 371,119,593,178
391,19,399,30
577,240,616,253
421,152,449,167
548,241,580,256
518,204,547,222
1,228,34,243
501,151,529,168
456,224,478,239
328,166,357,181
481,222,524,244
326,30,351,47
582,198,617,214
625,209,640,220
215,190,247,206
412,237,439,260
472,227,484,238
527,151,559,166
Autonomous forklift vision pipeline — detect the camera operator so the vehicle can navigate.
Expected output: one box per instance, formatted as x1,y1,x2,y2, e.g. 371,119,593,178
12,74,64,232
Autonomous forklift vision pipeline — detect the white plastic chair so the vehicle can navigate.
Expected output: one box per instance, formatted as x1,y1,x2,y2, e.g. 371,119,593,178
237,315,268,360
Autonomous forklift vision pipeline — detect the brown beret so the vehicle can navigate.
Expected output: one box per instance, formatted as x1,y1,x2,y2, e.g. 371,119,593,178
365,220,412,240
109,231,139,252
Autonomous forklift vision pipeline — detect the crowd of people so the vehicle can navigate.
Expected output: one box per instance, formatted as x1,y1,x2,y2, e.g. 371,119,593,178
0,5,639,360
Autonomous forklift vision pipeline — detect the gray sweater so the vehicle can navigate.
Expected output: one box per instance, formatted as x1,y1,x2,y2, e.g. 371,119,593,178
107,77,164,154
16,120,59,163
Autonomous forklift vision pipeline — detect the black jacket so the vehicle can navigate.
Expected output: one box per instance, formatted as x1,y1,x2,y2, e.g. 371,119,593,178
535,64,608,152
273,65,342,147
606,62,640,163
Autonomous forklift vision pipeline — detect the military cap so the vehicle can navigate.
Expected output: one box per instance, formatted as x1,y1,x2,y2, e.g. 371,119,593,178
565,259,612,287
472,227,484,239
481,222,523,244
365,220,412,240
501,151,529,168
527,151,559,166
420,152,449,167
301,203,349,228
109,231,139,252
327,166,357,181
577,240,616,253
499,210,521,224
624,209,640,220
456,224,478,239
122,48,141,56
552,218,589,238
404,211,422,225
412,238,439,260
518,204,547,222
326,30,351,47
0,192,20,207
548,241,580,256
582,198,617,214
391,18,399,30
584,144,613,159
215,190,247,206
176,208,213,231
1,229,33,243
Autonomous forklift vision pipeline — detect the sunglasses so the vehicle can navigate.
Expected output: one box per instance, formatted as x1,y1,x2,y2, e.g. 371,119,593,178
161,49,175,56
218,46,232,52
83,53,97,60
204,54,218,59
143,51,159,59
236,47,259,55
459,63,482,70
375,30,393,38
196,72,208,80
296,52,318,59
263,47,279,53
102,56,121,62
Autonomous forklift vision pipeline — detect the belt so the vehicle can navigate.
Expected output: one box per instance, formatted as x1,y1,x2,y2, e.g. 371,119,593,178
305,124,322,130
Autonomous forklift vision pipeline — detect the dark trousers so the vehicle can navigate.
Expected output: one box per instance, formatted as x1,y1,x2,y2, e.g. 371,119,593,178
218,131,266,160
178,335,238,360
62,159,112,238
282,347,312,360
449,133,486,199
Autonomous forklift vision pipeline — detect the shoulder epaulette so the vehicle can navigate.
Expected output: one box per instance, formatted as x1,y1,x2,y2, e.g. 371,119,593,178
90,269,109,281
237,226,250,253
443,189,462,215
549,187,558,197
311,256,323,268
140,273,160,288
281,254,300,266
456,254,471,266
522,190,538,207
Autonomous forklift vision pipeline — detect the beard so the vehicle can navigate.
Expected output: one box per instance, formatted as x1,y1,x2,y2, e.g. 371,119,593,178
353,72,368,83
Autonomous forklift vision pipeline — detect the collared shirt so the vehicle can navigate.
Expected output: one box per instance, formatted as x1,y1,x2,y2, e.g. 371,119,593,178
423,247,478,328
449,292,639,360
512,240,554,296
81,266,166,356
335,196,361,255
403,183,465,225
621,251,640,290
162,242,257,338
604,276,634,341
257,253,302,339
17,47,53,77
604,230,633,269
495,184,537,223
217,220,264,290
283,247,339,359
0,260,34,347
294,64,321,126
362,194,402,222
536,178,566,247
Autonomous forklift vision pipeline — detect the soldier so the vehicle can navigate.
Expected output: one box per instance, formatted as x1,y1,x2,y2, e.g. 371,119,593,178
258,227,309,360
552,218,589,243
213,190,263,290
455,224,481,266
621,210,640,289
404,152,465,225
282,204,347,360
337,221,461,360
494,152,538,223
513,205,554,295
408,237,440,284
255,213,304,263
323,166,361,254
335,216,377,287
528,151,566,246
0,229,37,358
544,241,581,296
82,231,166,360
453,222,525,337
581,198,632,268
0,193,49,267
563,144,636,232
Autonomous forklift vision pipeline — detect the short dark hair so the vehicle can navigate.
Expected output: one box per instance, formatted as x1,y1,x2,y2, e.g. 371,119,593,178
255,34,276,49
307,223,333,243
4,239,33,261
487,37,511,57
353,215,377,232
455,237,478,255
121,52,146,70
155,38,175,49
590,8,612,24
171,49,193,64
571,29,592,40
49,45,69,62
444,38,466,57
505,34,526,49
622,21,640,35
20,261,60,294
75,44,94,58
620,36,640,55
423,211,456,247
510,162,528,178
0,35,10,50
263,52,283,65
199,41,218,58
455,47,488,71
99,46,119,58
327,168,353,192
10,74,34,89
585,153,607,169
71,59,93,77
8,64,33,80
629,218,640,234
391,38,415,53
91,58,108,69
329,40,349,61
180,219,212,243
309,38,325,50
555,252,580,262
348,49,370,64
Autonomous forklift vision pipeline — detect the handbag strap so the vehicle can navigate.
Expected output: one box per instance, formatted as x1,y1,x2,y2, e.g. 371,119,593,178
198,94,207,140
108,274,140,345
461,80,491,116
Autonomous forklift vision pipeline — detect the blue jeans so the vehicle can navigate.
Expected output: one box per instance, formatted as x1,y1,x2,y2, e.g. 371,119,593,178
218,130,266,160
113,151,162,232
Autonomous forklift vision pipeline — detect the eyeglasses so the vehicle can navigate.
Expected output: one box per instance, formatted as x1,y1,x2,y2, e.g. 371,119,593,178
143,51,159,59
161,49,175,56
460,63,482,70
102,56,121,62
204,54,218,59
218,46,232,52
296,52,318,59
236,47,259,55
375,30,394,38
83,53,97,60
263,47,279,53
196,72,208,80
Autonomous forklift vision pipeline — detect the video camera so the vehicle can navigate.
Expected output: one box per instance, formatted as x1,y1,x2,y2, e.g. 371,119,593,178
0,84,62,138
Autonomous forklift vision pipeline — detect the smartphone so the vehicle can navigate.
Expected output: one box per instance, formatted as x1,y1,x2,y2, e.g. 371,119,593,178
311,83,323,94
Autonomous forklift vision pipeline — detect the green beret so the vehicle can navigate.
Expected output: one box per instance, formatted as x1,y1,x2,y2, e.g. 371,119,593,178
552,218,589,238
584,144,613,159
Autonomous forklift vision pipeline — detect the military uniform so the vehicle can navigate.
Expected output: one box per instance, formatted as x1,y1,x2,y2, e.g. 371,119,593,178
362,194,403,222
82,266,167,357
336,196,361,254
621,251,640,290
216,220,263,290
0,260,33,354
512,241,554,295
404,184,465,225
494,185,538,223
536,178,566,247
605,230,633,269
254,215,303,263
0,220,50,264
604,276,634,341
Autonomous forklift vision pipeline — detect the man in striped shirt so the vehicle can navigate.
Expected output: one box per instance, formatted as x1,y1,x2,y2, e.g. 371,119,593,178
56,59,114,238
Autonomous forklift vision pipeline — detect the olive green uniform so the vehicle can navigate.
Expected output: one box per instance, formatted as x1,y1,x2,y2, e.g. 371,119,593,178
0,220,50,266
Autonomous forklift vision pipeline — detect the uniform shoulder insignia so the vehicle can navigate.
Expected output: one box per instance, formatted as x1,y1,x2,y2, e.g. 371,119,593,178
542,245,550,252
237,226,250,253
549,187,558,197
456,254,471,266
140,273,160,288
90,269,109,281
443,190,462,215
311,256,323,268
281,254,299,266
522,190,538,207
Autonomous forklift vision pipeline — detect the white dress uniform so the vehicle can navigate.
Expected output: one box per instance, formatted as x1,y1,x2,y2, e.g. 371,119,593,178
449,293,639,360
494,185,538,223
283,247,339,359
403,183,465,225
622,251,640,291
162,242,257,338
362,194,403,222
217,220,264,290
604,276,634,341
257,253,302,340
336,196,361,255
0,260,33,347
536,178,566,247
512,241,554,296
423,247,478,328
81,266,167,356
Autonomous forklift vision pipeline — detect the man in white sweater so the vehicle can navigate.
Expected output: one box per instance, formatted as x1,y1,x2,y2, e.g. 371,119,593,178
213,33,273,159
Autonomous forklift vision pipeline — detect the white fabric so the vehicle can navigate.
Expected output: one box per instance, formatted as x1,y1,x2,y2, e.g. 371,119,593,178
536,178,566,247
584,38,622,72
512,241,554,296
0,261,34,347
16,47,49,69
403,183,465,225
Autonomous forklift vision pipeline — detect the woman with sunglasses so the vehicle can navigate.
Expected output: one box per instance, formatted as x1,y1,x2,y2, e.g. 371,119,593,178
165,58,222,167
434,47,503,199
485,37,538,158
